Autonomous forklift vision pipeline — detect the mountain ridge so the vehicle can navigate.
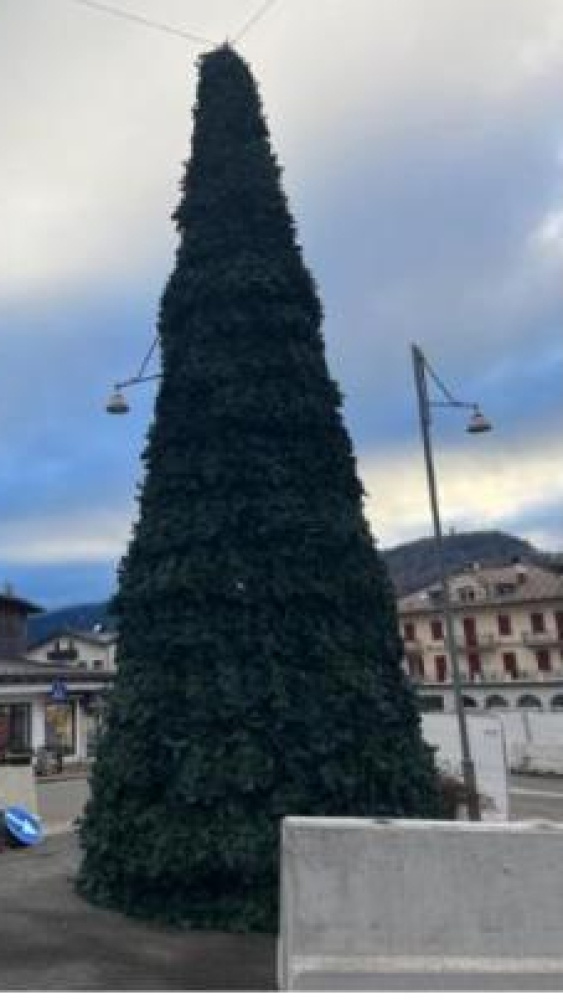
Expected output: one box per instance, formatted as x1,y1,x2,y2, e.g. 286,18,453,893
26,530,562,645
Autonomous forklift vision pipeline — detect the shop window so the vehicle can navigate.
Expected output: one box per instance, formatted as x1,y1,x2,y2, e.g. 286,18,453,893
418,694,444,712
0,703,31,754
45,702,75,754
517,694,542,710
486,695,508,709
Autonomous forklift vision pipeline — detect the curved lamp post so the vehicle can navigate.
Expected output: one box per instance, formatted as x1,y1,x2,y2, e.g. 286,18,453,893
105,333,161,415
411,343,492,821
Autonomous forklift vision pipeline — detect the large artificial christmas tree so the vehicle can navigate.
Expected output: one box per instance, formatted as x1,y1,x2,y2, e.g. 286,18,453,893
78,44,439,931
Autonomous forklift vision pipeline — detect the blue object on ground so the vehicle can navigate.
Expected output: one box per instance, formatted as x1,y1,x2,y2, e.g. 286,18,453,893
3,806,44,847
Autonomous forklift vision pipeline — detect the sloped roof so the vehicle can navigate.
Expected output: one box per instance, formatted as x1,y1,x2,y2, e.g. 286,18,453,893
399,562,563,614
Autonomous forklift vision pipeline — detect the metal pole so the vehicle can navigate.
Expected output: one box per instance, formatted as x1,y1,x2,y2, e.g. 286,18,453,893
411,343,480,820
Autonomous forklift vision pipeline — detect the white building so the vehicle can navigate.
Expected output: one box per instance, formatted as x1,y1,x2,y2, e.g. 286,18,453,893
398,561,563,712
0,591,115,764
29,628,117,673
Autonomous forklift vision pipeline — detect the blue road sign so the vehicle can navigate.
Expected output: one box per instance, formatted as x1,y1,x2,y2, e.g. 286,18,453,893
3,806,44,847
50,679,68,702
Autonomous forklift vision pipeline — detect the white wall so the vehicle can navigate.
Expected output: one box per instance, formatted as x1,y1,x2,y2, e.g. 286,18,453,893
421,712,508,820
496,711,563,773
31,634,116,671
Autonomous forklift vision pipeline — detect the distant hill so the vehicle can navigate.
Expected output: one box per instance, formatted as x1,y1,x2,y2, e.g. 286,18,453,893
384,530,554,596
27,531,561,644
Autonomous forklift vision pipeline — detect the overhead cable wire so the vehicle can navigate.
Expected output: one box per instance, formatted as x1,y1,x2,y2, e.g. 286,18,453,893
232,0,280,43
63,0,217,46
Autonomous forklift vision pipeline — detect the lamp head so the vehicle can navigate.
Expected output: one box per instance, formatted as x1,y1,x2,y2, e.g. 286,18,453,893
466,406,492,434
106,388,129,415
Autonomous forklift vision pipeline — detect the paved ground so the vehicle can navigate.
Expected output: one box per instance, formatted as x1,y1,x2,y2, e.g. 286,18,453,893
2,773,563,990
34,771,563,831
0,833,276,991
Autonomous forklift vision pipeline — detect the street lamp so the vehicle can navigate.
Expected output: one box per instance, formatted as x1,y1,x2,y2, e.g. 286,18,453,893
105,333,161,415
411,343,492,821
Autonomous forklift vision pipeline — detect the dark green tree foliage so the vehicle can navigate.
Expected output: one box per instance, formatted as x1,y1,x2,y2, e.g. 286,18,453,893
78,45,439,931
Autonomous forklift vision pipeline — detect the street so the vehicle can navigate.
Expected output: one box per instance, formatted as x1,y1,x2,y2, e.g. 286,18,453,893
509,774,563,822
1,773,562,990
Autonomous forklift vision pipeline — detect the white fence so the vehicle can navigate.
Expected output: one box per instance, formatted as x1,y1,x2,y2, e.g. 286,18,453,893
421,712,508,820
279,817,563,990
495,711,563,774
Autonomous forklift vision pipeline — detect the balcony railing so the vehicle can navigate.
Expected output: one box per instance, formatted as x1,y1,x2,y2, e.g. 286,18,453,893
521,631,563,648
403,638,424,650
427,632,499,651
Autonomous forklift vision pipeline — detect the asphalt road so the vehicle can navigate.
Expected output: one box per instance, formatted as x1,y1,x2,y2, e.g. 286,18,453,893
509,773,563,821
2,774,562,990
0,834,275,991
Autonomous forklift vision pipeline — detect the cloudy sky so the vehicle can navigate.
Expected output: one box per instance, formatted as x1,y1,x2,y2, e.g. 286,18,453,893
1,0,562,607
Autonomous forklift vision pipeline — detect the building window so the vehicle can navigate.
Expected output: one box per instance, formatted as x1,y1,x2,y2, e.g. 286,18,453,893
407,654,424,679
497,614,512,636
503,651,518,679
403,621,416,642
468,651,482,680
531,612,545,634
463,617,478,646
0,703,31,754
555,611,563,640
458,587,475,601
430,619,443,640
517,694,542,710
47,640,78,662
418,694,444,712
536,649,551,673
486,694,508,709
435,655,447,683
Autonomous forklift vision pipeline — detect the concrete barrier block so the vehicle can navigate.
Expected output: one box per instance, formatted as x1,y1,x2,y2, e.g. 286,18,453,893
279,816,563,990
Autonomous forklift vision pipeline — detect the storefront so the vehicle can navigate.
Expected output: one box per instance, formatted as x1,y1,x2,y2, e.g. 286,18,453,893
0,662,113,763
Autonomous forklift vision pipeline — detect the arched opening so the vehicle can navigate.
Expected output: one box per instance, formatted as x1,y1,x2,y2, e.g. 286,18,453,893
462,695,478,708
517,694,542,710
485,695,508,710
551,694,563,711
